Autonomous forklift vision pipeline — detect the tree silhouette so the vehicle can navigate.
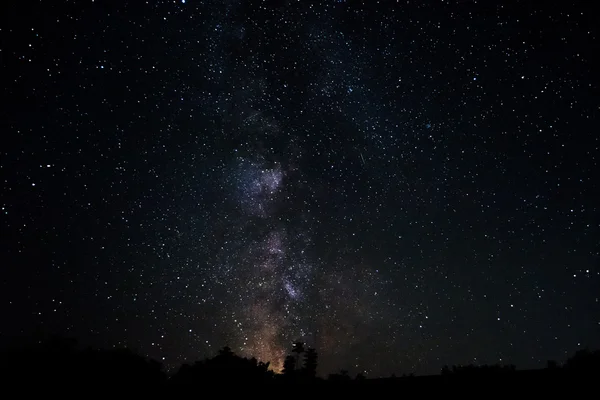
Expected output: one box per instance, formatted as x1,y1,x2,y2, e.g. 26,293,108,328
564,349,600,373
282,355,297,378
302,348,318,379
328,369,351,381
4,335,600,385
292,341,304,364
218,346,234,358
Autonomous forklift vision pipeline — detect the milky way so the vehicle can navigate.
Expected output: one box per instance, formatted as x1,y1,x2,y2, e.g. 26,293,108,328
223,155,316,370
1,0,598,377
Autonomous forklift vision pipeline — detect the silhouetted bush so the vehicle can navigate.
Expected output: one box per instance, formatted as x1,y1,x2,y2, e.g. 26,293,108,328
564,349,600,374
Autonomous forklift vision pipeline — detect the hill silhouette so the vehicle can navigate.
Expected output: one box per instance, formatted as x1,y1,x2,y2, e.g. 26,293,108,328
1,336,599,386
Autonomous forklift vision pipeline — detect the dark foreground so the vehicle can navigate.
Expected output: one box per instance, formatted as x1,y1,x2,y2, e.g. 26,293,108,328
1,337,598,388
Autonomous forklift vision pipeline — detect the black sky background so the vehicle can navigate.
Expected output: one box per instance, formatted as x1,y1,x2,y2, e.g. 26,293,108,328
1,0,598,377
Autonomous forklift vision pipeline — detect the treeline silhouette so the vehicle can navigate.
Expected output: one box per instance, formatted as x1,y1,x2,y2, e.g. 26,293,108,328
1,336,599,385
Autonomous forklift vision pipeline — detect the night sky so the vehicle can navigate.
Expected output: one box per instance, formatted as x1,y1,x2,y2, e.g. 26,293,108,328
1,0,598,377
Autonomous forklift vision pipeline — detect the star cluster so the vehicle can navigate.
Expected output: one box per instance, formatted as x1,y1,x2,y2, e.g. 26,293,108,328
1,0,598,377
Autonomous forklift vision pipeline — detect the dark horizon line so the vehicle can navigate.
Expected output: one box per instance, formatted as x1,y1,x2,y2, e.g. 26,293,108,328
2,334,597,379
